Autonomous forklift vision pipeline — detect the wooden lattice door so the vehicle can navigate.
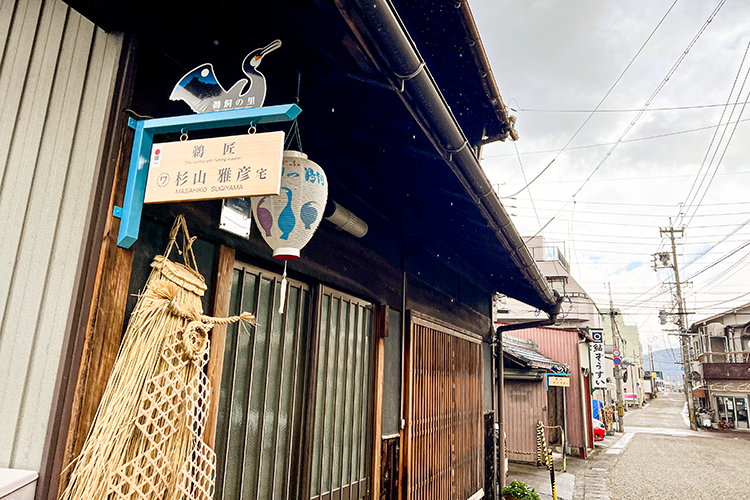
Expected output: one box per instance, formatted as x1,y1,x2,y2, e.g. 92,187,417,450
404,312,484,500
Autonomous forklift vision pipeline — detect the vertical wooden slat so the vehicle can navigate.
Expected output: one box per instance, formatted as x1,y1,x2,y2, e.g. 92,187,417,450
334,300,351,497
219,269,247,496
285,288,305,498
299,285,324,500
371,305,386,500
316,293,333,498
356,306,372,499
47,31,132,500
347,305,362,500
238,273,267,495
204,245,235,448
268,278,291,499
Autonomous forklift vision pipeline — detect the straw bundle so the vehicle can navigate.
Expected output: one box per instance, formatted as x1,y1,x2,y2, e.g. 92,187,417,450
60,216,254,500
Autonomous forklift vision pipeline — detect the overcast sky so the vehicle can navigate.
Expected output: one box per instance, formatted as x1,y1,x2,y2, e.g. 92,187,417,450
470,0,750,354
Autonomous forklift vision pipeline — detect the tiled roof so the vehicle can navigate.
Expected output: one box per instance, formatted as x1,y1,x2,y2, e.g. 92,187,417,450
503,334,563,370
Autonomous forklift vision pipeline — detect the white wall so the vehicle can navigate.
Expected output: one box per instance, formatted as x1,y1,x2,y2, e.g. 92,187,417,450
0,0,122,470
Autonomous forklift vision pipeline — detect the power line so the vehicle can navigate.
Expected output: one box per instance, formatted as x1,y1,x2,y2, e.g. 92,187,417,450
500,170,750,185
513,213,744,229
500,0,679,198
511,199,750,208
510,102,749,113
525,0,727,240
513,141,543,232
511,207,750,219
484,116,750,158
680,41,750,227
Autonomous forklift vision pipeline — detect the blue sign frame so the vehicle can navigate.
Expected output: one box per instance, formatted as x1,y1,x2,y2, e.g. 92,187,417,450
114,104,302,248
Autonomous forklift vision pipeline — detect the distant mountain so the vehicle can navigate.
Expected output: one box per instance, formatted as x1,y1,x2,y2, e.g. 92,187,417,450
644,348,683,382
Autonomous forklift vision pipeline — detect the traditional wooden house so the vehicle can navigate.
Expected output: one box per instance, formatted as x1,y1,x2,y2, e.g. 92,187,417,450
502,334,564,464
0,0,561,499
498,326,594,458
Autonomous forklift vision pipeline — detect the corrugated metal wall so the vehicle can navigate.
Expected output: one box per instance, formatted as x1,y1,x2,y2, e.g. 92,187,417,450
0,0,122,470
511,327,587,452
504,380,547,463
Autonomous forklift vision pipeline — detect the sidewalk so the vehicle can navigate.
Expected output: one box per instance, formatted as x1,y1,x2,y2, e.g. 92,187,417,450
506,458,575,500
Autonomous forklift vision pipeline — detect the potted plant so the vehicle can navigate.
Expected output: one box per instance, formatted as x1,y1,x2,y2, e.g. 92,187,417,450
502,480,541,500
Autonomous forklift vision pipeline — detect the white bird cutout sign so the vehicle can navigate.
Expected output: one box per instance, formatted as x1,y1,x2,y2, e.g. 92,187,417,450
170,40,281,113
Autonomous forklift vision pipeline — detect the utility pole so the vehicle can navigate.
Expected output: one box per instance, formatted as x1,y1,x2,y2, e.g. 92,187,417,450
608,283,625,432
660,220,697,430
649,344,656,398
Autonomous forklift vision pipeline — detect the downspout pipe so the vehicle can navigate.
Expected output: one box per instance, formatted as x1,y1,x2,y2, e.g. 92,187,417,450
335,0,557,314
493,297,563,491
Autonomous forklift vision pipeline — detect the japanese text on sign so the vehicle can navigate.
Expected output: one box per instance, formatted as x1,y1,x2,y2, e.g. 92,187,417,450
144,131,284,204
590,329,607,390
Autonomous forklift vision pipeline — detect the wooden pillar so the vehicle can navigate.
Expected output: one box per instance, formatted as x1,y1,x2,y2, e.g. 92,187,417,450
203,245,235,448
46,37,140,500
371,305,389,499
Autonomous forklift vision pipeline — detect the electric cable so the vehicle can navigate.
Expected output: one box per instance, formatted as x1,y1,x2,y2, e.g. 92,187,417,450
484,116,750,158
526,0,727,240
497,0,680,199
679,41,750,227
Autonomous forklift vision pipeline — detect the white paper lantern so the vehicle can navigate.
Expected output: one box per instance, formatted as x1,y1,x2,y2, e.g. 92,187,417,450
251,150,328,260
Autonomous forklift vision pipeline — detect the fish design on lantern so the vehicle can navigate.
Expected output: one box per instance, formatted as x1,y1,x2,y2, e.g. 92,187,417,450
278,187,296,240
251,151,327,261
256,197,273,237
169,40,282,113
300,201,319,230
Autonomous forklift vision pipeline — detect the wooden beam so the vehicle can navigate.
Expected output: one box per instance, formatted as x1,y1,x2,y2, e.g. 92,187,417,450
203,245,235,448
53,37,139,500
371,305,388,499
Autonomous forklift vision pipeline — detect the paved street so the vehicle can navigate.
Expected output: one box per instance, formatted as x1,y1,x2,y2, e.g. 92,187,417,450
573,393,750,499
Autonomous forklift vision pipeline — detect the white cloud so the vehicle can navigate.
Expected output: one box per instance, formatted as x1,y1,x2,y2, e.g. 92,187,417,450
471,0,750,351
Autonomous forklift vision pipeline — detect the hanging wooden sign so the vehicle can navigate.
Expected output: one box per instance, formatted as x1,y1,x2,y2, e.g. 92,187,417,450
547,375,571,388
144,131,284,204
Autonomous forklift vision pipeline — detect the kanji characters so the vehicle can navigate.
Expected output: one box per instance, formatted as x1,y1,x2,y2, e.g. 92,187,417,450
237,166,252,182
175,171,188,186
217,168,232,183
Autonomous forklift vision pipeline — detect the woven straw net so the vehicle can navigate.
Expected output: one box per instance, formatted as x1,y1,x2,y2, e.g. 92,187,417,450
60,216,253,500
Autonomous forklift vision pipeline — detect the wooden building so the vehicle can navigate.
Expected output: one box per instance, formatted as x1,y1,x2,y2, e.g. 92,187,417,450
502,335,564,464
0,0,561,499
500,326,594,458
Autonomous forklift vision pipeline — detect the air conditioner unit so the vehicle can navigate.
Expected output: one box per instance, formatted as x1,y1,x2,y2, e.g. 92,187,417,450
0,469,37,500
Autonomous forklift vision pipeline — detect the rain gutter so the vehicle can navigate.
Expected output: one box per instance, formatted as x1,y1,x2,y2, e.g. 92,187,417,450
334,0,557,313
454,0,519,143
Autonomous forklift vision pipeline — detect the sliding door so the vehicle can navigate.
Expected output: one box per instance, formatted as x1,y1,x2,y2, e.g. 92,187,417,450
214,263,310,500
404,312,484,500
310,288,374,500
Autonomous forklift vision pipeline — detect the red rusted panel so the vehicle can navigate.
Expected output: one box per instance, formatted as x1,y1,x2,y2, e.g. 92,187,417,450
508,327,587,452
504,379,547,463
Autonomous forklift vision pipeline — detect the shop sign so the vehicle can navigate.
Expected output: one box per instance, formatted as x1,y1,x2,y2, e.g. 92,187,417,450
144,131,284,204
548,375,571,388
590,329,607,390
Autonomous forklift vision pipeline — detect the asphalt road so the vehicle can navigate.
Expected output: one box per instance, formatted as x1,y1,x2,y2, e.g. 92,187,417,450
606,394,750,500
622,393,689,429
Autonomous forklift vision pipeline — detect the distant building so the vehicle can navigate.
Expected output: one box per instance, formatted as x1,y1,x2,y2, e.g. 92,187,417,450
602,308,646,405
496,236,602,329
689,302,750,430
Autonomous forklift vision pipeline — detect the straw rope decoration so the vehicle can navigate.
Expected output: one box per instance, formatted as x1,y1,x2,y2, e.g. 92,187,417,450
60,215,255,500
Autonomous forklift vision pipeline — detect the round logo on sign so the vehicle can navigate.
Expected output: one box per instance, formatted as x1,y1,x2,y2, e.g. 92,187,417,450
614,357,622,365
157,173,170,187
613,349,621,357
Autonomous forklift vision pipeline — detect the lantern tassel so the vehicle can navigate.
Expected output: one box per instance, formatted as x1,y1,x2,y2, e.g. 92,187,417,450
279,261,288,314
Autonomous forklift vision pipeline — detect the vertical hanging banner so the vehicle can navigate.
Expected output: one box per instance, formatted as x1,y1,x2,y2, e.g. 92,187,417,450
144,131,284,203
590,329,607,390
